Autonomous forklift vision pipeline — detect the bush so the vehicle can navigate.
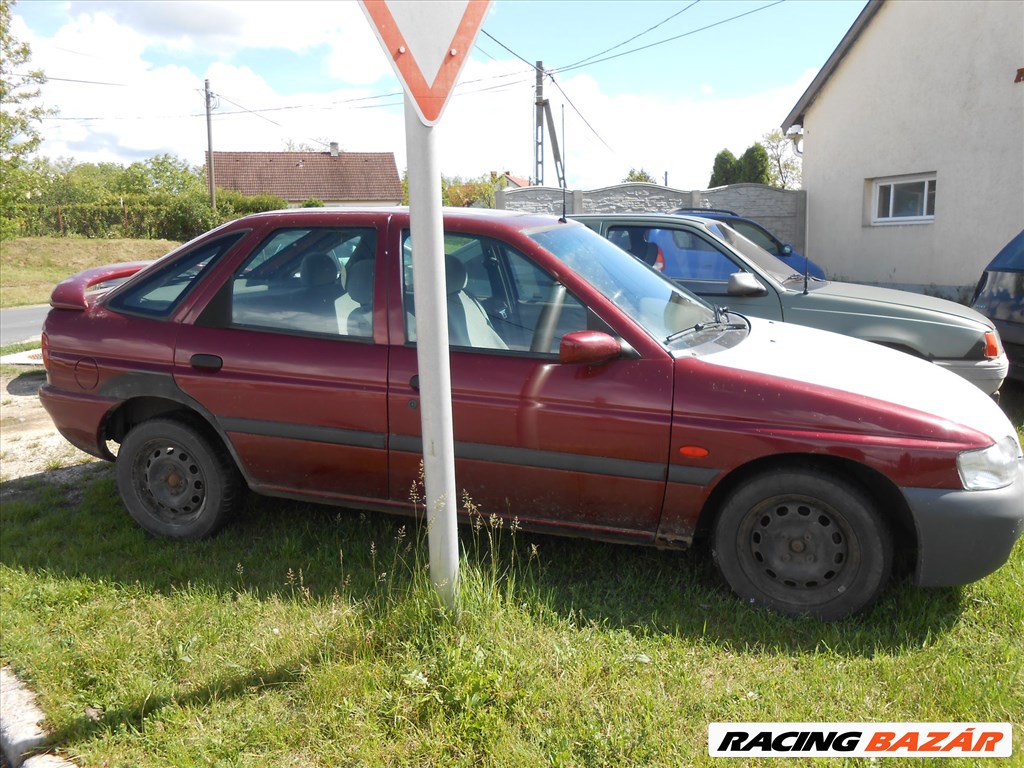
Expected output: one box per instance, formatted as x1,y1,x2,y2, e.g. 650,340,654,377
154,193,219,241
216,189,287,219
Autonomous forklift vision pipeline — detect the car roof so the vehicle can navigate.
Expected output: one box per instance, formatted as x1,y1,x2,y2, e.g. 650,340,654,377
986,229,1024,272
224,206,573,234
572,212,714,228
669,207,740,218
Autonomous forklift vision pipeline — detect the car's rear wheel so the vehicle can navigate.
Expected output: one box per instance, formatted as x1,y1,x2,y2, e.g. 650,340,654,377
712,468,892,621
116,417,242,539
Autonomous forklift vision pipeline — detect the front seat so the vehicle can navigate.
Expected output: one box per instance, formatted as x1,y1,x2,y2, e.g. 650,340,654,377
445,255,507,349
294,252,342,333
336,258,375,337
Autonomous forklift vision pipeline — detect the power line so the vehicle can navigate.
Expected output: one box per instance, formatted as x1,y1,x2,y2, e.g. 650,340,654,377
213,91,286,128
545,73,612,152
481,30,612,152
552,1,787,75
557,1,701,71
479,30,535,69
12,72,126,86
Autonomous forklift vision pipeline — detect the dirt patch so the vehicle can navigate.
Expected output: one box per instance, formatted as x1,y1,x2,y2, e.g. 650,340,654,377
0,367,101,486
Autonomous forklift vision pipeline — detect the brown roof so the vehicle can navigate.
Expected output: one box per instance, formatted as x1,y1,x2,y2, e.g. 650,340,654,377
502,172,532,188
210,150,402,203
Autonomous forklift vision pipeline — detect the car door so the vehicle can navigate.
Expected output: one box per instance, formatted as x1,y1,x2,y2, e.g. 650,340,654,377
386,226,675,543
172,219,390,503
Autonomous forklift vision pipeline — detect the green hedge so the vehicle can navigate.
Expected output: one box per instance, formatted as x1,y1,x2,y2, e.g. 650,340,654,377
8,190,287,241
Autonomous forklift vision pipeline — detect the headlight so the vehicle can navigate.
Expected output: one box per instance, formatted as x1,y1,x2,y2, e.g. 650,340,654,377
957,436,1023,491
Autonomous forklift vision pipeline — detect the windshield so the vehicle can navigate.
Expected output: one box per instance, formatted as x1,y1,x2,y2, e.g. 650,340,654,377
528,224,719,348
704,221,824,288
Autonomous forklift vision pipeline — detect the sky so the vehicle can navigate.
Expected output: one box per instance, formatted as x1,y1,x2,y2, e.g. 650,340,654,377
10,0,868,190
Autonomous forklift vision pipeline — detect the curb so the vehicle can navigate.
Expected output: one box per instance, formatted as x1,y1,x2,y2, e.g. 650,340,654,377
0,668,76,768
0,349,44,367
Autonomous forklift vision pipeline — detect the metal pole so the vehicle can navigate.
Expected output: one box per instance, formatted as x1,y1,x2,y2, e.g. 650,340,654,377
205,79,216,212
404,95,459,611
534,61,544,186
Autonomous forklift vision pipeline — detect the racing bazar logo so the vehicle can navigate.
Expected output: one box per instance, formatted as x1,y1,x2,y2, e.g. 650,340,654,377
708,723,1012,758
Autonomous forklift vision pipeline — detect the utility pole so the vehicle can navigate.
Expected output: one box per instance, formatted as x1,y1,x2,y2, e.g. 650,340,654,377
205,79,216,212
534,62,544,187
533,61,565,189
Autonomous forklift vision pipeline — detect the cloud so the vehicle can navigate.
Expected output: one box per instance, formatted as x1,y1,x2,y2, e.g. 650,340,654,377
16,2,816,189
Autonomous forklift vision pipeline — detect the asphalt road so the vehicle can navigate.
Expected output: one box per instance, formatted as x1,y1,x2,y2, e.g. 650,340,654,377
0,305,48,347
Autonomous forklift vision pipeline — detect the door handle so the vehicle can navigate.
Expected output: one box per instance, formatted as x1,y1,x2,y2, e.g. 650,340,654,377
409,374,419,391
190,353,223,371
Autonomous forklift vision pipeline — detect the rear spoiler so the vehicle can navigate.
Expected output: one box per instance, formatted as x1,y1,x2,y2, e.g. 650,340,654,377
49,261,152,310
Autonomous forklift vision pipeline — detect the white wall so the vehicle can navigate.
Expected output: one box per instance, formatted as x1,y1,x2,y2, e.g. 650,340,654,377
801,0,1024,294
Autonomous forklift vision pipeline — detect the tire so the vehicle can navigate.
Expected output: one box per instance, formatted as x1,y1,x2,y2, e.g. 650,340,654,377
712,468,892,621
116,417,243,539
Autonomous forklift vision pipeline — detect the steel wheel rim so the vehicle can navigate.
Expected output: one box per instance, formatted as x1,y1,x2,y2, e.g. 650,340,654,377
741,496,853,594
135,439,207,525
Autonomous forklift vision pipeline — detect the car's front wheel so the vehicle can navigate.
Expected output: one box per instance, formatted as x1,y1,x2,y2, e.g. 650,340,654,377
712,468,892,621
116,417,243,539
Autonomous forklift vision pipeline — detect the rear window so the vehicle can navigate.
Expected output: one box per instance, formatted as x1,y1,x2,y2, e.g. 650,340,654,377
107,233,245,317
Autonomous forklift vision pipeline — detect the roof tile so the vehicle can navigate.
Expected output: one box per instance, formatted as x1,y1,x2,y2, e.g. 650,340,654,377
210,151,402,203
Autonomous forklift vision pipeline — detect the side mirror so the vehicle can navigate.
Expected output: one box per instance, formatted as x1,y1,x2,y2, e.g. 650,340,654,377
727,272,768,297
559,330,621,365
780,243,793,256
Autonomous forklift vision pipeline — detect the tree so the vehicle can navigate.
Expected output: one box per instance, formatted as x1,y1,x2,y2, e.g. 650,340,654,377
144,153,206,196
708,144,772,187
1,0,52,237
761,129,802,189
708,150,740,187
738,143,771,186
442,174,495,208
623,168,656,183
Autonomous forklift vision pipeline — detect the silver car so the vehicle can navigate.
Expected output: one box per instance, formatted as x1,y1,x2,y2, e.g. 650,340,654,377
574,213,1008,394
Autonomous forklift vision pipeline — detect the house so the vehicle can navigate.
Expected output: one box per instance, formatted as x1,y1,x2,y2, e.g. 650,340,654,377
500,172,532,189
782,0,1024,297
210,143,402,207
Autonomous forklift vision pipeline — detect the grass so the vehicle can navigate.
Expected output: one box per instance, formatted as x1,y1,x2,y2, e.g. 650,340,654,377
2,464,1023,767
1,237,1022,764
0,237,179,308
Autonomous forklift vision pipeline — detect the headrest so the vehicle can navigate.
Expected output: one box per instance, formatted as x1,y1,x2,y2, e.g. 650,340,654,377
445,255,468,295
345,258,375,306
301,252,339,287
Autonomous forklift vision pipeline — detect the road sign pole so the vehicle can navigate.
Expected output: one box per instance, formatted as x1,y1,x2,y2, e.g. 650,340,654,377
361,0,492,612
405,95,459,610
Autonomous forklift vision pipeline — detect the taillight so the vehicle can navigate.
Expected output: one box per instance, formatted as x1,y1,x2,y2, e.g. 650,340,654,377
40,332,50,370
654,246,665,272
984,331,1001,359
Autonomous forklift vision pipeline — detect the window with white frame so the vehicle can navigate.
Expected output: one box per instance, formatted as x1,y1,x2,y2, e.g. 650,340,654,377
872,174,936,224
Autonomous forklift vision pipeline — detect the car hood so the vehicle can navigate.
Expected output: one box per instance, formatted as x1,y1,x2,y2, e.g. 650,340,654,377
695,317,1015,446
805,280,992,329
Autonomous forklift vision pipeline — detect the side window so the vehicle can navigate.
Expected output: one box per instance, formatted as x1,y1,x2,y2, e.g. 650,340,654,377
634,227,738,282
730,221,779,254
402,231,594,354
231,227,377,338
606,226,660,267
108,232,245,317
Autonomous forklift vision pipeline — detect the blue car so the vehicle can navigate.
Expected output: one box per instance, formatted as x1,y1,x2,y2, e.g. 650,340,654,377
972,230,1024,382
670,208,826,279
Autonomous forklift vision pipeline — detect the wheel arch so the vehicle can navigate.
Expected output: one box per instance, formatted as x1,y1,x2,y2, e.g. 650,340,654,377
104,397,243,476
698,453,918,572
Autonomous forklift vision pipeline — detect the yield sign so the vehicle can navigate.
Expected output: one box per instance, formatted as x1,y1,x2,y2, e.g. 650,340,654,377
361,0,492,125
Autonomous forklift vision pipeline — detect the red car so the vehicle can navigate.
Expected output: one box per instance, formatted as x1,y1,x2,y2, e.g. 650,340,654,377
40,209,1024,620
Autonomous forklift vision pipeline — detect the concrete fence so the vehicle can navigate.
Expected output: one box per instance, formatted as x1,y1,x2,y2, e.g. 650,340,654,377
496,182,807,253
